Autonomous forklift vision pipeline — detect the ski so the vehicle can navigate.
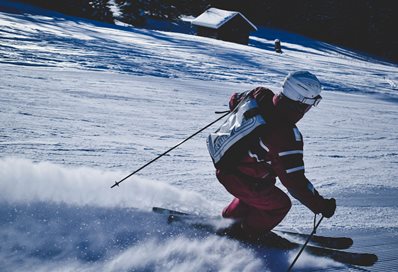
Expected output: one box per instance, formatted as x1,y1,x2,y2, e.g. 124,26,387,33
152,206,353,249
152,207,377,267
274,229,353,250
303,244,377,267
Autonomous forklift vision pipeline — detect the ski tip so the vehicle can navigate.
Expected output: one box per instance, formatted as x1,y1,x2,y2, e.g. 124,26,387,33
363,253,378,266
345,238,354,247
331,237,353,249
349,253,378,267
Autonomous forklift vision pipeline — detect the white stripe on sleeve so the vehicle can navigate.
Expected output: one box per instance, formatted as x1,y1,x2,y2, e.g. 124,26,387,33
278,150,303,156
286,166,305,174
259,138,269,152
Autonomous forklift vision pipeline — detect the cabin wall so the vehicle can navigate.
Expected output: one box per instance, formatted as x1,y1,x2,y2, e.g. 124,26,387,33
196,26,219,39
218,15,252,45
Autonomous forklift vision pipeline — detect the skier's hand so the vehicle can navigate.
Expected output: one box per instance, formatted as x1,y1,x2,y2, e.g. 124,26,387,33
322,198,336,218
229,93,240,110
229,92,246,110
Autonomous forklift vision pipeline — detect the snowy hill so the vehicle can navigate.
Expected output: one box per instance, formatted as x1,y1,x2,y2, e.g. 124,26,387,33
1,0,397,271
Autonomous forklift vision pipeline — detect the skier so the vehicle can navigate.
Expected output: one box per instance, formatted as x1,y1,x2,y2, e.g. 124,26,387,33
208,71,336,239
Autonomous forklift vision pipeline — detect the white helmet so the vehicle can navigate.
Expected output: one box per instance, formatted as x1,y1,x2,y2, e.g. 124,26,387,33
282,71,322,106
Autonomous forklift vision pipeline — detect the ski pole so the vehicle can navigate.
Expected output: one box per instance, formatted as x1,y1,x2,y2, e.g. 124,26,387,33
287,215,324,272
111,111,230,188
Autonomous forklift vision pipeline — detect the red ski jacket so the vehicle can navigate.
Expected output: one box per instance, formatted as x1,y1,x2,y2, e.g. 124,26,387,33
227,87,327,214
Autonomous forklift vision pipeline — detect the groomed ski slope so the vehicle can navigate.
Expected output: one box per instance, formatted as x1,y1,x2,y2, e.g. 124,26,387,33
1,1,398,271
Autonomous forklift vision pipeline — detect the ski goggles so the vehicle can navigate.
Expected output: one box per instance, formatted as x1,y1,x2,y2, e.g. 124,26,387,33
279,93,322,114
299,95,322,107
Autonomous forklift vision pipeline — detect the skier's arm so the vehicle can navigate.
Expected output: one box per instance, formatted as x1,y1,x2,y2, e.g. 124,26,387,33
276,162,325,214
269,132,330,215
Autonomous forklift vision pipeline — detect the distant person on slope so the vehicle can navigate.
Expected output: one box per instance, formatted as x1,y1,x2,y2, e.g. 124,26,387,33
207,71,336,239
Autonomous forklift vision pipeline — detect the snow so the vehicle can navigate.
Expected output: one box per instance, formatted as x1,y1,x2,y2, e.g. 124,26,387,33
0,0,398,271
191,7,257,31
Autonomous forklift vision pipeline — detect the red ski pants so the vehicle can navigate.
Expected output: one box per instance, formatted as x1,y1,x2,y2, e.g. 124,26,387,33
216,169,291,232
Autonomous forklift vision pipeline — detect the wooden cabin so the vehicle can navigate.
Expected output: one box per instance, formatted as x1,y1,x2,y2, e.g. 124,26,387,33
192,8,257,45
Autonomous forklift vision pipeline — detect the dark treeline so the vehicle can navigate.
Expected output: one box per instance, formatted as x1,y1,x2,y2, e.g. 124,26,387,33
213,0,397,63
17,0,115,23
17,0,397,63
16,0,209,25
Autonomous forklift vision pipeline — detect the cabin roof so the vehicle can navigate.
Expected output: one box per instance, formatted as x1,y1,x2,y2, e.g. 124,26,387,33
191,8,257,31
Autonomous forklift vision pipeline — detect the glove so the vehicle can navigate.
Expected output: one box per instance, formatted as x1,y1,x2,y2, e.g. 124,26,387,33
228,92,246,110
229,93,240,110
322,198,336,218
